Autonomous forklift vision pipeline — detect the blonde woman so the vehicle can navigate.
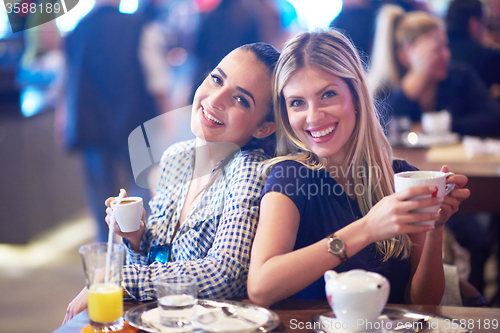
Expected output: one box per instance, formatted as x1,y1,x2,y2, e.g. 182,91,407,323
368,5,500,136
247,30,470,307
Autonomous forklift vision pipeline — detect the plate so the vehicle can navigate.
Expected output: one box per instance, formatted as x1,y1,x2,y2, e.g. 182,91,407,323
312,307,471,333
125,299,280,333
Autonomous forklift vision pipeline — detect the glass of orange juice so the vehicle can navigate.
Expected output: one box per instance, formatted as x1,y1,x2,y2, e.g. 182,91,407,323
80,243,125,332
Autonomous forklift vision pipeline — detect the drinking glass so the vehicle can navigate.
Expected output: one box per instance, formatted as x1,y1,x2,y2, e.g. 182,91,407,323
155,275,197,328
79,243,125,332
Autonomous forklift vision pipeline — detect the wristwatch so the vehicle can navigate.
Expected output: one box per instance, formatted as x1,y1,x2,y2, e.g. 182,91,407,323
327,233,348,263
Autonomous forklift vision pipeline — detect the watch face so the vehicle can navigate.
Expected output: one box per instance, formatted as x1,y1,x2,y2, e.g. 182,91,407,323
330,238,344,252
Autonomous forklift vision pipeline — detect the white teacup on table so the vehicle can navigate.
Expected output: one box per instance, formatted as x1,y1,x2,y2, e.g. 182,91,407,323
111,196,143,232
421,110,451,135
324,269,390,332
394,171,455,227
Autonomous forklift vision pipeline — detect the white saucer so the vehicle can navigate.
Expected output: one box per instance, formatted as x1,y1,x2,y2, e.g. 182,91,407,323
196,308,267,333
140,303,270,333
142,307,198,332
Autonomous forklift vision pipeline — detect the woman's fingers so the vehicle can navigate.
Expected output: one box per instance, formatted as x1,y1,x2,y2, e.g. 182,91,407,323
104,192,129,208
396,212,440,226
62,287,88,325
441,189,470,213
398,196,443,212
403,224,435,235
447,187,470,201
105,197,115,208
395,186,438,201
447,174,468,190
383,213,436,234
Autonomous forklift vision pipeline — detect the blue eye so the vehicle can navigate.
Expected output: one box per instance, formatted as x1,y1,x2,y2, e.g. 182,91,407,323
236,96,250,108
290,100,304,107
322,91,337,99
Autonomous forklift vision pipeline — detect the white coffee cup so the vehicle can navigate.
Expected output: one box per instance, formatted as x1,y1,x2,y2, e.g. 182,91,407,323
394,171,455,226
111,197,143,232
324,269,390,332
421,110,451,135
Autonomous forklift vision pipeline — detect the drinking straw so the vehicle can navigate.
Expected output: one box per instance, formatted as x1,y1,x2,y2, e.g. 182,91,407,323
105,188,126,284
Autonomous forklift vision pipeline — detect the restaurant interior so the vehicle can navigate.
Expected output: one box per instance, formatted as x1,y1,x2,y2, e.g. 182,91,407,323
0,0,499,332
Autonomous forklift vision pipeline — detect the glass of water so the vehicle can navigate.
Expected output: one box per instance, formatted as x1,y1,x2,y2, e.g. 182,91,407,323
155,275,197,328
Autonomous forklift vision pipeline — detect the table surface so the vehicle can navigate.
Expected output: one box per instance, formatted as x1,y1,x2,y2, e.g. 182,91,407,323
53,300,500,333
393,145,500,178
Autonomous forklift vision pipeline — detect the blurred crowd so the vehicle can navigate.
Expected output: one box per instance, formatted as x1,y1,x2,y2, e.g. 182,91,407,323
9,0,500,114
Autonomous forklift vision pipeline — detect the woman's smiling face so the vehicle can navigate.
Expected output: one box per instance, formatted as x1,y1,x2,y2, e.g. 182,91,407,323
283,65,357,166
191,49,273,147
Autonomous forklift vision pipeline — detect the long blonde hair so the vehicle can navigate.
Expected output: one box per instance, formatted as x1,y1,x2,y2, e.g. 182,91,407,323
264,29,411,260
368,5,442,96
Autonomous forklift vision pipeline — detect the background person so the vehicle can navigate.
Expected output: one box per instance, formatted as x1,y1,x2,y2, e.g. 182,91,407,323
55,0,170,242
190,0,260,100
446,0,500,99
369,6,496,294
367,5,500,137
247,30,469,307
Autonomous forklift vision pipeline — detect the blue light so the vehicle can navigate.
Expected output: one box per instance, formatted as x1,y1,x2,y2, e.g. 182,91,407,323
287,0,342,31
21,86,44,118
0,6,12,39
56,0,96,33
119,0,139,14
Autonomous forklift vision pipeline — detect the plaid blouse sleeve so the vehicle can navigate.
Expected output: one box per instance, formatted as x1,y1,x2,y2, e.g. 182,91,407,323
122,141,194,266
122,150,268,301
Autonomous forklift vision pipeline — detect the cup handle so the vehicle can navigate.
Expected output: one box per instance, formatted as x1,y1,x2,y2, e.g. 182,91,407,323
444,172,456,195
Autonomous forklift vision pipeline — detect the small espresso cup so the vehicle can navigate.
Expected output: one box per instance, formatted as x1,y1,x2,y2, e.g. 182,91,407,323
394,171,455,226
111,197,143,232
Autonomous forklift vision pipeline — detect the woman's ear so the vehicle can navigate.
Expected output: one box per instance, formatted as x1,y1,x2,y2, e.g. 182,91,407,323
253,121,276,139
397,46,410,69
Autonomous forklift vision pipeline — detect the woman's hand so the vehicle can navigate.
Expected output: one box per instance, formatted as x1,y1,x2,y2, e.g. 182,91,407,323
406,32,442,77
62,287,87,325
361,186,443,243
105,196,145,251
400,31,445,100
435,166,470,228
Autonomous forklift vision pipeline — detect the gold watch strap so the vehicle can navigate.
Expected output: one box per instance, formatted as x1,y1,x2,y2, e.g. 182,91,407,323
327,234,348,263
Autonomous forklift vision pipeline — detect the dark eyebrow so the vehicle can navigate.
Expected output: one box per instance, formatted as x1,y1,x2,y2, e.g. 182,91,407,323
236,87,256,106
216,68,227,79
216,68,256,106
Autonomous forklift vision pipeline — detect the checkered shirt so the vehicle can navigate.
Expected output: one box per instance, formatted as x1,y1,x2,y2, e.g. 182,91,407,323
122,139,268,301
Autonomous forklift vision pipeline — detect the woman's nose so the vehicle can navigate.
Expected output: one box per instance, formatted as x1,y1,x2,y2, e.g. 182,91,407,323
209,88,229,111
306,105,325,124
